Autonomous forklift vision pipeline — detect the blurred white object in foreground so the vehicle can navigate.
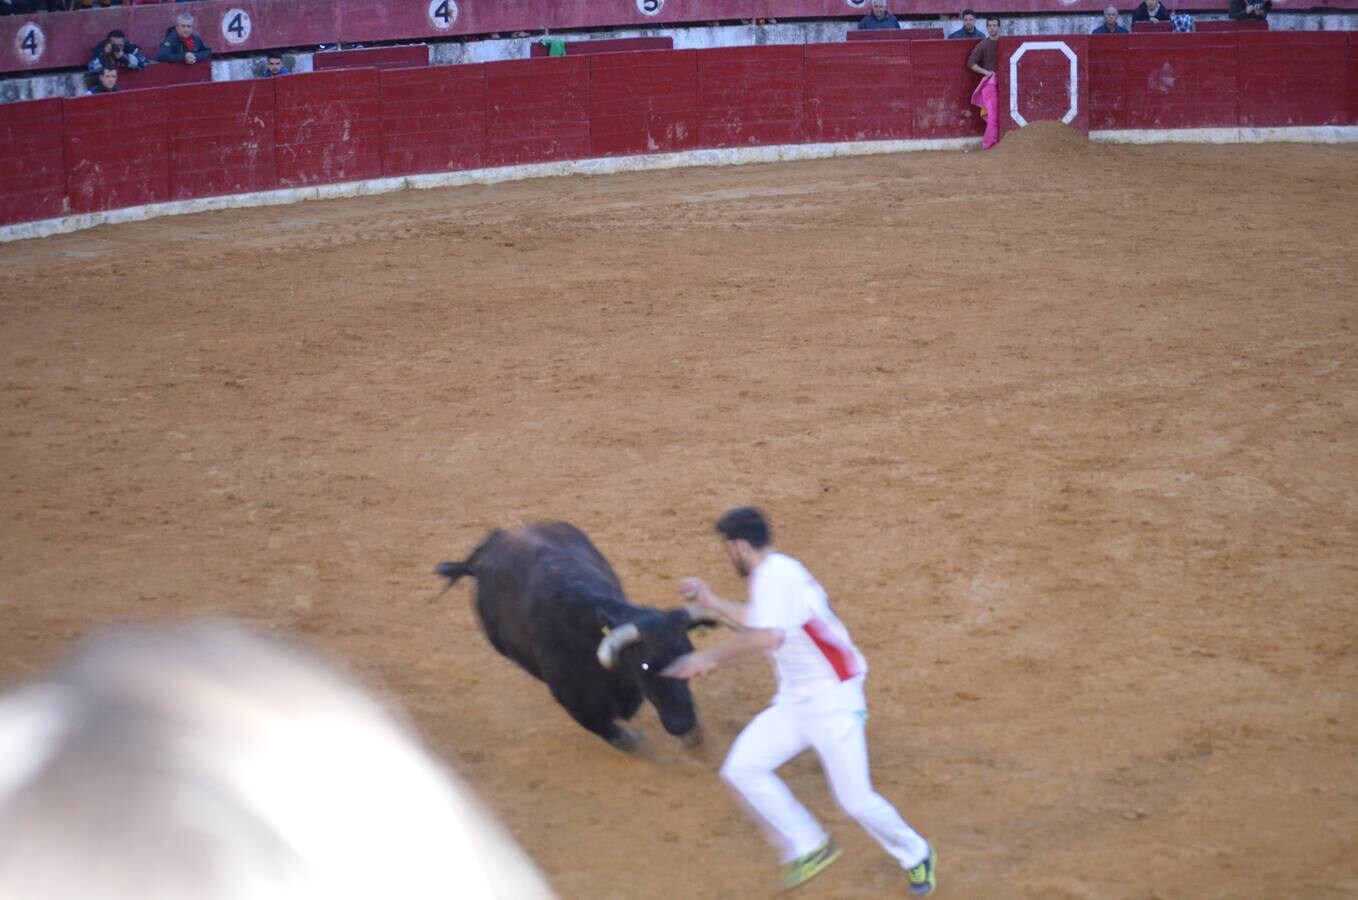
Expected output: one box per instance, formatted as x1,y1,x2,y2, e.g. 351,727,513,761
0,620,554,900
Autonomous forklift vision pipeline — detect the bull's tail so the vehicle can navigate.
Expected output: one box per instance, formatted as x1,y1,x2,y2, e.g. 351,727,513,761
434,560,476,584
432,529,502,598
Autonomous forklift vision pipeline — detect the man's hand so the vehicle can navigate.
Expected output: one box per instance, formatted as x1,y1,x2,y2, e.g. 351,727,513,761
679,577,717,609
185,51,197,64
663,651,717,680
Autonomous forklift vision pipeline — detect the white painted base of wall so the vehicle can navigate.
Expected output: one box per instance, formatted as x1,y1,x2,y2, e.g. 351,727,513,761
0,136,980,244
1089,125,1358,144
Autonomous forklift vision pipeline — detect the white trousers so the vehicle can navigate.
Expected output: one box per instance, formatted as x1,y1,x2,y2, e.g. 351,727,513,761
719,677,929,868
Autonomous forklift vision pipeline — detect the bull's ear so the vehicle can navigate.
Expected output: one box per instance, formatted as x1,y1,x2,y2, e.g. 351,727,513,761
596,607,624,635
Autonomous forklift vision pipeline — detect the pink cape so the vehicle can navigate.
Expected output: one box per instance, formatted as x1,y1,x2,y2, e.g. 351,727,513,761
971,74,999,150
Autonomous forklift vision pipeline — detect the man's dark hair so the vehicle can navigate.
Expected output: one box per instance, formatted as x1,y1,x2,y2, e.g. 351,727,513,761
107,29,126,40
987,15,1001,24
715,506,771,549
961,8,976,16
266,50,284,61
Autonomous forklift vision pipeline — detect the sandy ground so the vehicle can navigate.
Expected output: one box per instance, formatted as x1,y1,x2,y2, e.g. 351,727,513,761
2,126,1356,899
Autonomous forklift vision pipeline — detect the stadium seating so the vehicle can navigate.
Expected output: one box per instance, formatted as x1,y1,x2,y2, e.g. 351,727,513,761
1,0,1350,75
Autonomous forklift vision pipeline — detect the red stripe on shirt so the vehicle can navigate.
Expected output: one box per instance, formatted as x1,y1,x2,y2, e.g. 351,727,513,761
802,618,858,682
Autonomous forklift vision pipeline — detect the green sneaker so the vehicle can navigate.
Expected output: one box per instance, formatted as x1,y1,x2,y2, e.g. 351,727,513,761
906,844,936,896
779,840,842,891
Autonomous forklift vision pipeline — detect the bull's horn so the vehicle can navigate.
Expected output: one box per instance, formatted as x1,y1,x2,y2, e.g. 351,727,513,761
596,623,641,670
684,603,723,626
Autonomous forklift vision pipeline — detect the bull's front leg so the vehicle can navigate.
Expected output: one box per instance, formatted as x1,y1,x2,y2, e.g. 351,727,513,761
548,680,641,751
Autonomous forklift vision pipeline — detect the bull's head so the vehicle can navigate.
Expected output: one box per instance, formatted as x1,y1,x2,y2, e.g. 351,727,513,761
596,604,720,746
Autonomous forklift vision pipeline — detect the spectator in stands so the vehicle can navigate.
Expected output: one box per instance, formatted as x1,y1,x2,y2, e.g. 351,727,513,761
1228,0,1270,19
0,0,41,15
1131,0,1171,22
157,12,212,65
88,30,149,77
1092,5,1129,32
966,16,1000,79
948,9,985,39
857,0,900,30
88,67,118,94
262,50,290,77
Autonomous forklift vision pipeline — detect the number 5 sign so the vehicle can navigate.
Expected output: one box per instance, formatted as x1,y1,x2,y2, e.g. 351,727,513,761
221,8,252,45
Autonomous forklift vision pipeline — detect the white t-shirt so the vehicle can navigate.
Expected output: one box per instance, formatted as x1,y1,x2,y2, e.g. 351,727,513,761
746,553,867,704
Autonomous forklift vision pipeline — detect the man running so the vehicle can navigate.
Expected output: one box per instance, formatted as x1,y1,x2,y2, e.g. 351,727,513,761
664,506,936,894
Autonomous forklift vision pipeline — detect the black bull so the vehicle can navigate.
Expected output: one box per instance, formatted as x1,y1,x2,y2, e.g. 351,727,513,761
435,522,720,750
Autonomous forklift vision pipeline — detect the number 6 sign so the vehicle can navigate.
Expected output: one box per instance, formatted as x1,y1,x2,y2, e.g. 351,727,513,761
637,0,665,14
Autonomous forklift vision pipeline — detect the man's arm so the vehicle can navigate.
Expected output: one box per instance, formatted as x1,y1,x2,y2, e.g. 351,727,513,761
662,627,784,680
967,42,993,78
157,37,185,63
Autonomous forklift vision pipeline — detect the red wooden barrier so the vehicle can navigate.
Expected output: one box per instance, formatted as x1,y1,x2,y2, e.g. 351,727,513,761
909,39,985,138
1131,21,1173,32
588,50,700,157
118,61,214,92
1197,19,1269,30
484,56,591,167
314,46,430,72
697,45,806,148
63,88,169,214
530,37,673,57
379,64,487,176
3,33,1357,231
846,28,948,41
1238,30,1347,126
1350,32,1358,124
0,97,66,224
1089,32,1240,130
804,42,914,142
167,80,278,200
273,67,382,187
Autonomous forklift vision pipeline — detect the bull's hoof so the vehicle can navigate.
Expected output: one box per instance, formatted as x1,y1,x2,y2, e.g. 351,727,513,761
679,725,704,748
606,727,643,752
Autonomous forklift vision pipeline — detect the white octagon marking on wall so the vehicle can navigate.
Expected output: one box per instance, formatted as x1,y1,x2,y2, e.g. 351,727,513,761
428,0,459,30
1008,41,1079,128
637,0,666,15
846,0,868,7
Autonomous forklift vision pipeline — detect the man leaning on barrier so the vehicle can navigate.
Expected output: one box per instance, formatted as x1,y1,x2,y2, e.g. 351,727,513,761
158,12,213,65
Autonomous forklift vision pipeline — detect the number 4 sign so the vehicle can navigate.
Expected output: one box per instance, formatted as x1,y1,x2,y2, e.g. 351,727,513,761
428,0,459,29
15,22,45,64
222,8,252,45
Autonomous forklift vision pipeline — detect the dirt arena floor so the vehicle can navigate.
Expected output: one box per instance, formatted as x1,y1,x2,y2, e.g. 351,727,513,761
2,126,1356,899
